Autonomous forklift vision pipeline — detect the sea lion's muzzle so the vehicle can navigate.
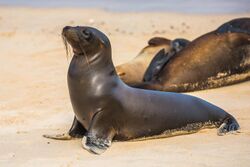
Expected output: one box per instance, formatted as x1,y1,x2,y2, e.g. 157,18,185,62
62,26,89,55
62,26,80,42
62,26,71,33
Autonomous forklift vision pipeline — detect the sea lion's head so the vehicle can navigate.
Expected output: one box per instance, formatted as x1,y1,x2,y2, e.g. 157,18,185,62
62,26,111,60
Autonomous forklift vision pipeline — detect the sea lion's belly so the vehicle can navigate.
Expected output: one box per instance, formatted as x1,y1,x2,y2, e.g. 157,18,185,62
116,88,226,140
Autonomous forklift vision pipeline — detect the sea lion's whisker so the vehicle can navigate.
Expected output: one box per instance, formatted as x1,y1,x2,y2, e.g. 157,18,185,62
62,35,72,61
79,43,91,71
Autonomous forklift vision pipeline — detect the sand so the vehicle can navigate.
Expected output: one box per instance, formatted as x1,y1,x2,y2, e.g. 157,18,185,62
0,7,250,167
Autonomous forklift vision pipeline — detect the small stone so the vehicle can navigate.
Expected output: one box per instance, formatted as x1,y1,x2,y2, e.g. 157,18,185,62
153,30,159,34
88,18,95,24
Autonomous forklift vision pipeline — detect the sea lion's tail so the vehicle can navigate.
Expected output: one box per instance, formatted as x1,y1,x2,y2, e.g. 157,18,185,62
217,116,240,136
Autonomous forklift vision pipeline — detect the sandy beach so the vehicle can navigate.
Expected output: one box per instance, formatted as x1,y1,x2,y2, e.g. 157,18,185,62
0,7,250,167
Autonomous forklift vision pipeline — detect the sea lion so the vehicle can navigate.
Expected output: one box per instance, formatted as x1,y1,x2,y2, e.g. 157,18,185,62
135,18,250,92
116,37,190,85
44,26,239,155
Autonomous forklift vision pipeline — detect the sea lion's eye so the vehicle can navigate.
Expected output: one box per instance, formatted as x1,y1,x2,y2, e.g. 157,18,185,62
82,30,91,40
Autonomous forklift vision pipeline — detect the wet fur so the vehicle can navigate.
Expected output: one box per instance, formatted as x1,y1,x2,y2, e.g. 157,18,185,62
45,26,240,155
133,18,250,92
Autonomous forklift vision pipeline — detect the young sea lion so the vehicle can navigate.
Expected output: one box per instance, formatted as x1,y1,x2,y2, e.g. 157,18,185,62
116,37,190,85
115,37,171,85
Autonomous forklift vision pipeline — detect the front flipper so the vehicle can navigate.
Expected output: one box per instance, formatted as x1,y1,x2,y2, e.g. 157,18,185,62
143,38,190,82
82,111,116,154
143,49,170,82
43,116,87,140
82,136,112,155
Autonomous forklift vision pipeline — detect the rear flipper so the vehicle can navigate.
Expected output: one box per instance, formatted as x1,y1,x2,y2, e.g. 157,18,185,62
217,116,240,136
143,49,169,82
43,116,87,140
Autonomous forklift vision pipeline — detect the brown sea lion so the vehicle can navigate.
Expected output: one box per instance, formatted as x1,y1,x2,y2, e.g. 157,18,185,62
44,26,239,154
136,18,250,92
115,37,171,85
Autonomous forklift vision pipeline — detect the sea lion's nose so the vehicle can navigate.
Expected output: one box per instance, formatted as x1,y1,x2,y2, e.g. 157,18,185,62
62,26,73,36
63,26,72,32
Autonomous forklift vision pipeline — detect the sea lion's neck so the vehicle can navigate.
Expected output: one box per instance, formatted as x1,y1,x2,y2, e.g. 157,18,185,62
71,51,116,78
68,52,123,99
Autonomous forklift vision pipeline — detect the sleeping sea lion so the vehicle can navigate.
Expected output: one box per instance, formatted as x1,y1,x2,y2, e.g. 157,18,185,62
116,37,190,85
135,18,250,92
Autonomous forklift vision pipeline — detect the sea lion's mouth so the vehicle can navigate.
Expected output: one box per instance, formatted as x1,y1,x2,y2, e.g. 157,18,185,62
62,26,79,40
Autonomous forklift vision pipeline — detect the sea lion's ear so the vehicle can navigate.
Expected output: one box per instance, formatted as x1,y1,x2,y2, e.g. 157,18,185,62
148,37,171,46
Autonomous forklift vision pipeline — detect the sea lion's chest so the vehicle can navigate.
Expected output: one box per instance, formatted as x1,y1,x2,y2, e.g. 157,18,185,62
67,58,114,128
